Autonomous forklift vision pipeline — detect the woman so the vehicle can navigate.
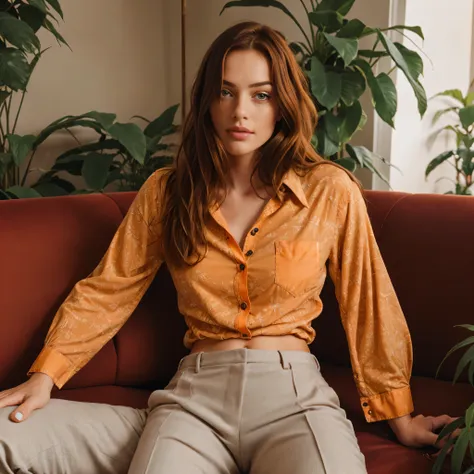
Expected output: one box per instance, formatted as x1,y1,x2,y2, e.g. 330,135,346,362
0,22,455,474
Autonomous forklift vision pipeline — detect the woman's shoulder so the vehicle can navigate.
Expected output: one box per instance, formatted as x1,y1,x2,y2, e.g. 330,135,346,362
141,166,173,196
302,161,360,198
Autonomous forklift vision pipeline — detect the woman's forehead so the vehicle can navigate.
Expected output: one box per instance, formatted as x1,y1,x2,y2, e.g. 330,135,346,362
222,50,272,86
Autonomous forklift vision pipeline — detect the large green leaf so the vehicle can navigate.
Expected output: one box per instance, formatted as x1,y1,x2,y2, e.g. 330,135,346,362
7,134,37,166
108,122,146,164
82,153,115,190
310,56,341,110
144,104,179,138
0,12,40,53
0,48,30,90
28,0,48,13
33,181,69,196
358,49,388,59
432,436,457,474
0,89,10,106
309,10,344,33
44,17,68,47
323,33,358,66
346,144,390,185
52,154,85,176
54,139,123,163
316,0,356,16
337,19,365,38
437,335,474,377
433,89,465,106
432,107,459,125
340,69,366,106
459,105,474,129
355,60,397,127
459,148,474,176
466,92,474,105
452,430,470,474
364,25,424,40
377,30,427,117
394,42,423,79
325,101,362,144
18,4,46,32
334,157,357,171
425,151,454,177
44,0,64,19
315,125,339,157
84,111,116,130
7,185,42,199
453,344,474,384
220,1,305,37
36,112,115,145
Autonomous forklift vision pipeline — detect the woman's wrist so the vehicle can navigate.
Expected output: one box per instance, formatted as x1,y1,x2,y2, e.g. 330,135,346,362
387,414,412,435
29,372,55,390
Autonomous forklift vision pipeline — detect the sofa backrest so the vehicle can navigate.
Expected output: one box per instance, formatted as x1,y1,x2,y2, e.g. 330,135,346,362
1,189,472,391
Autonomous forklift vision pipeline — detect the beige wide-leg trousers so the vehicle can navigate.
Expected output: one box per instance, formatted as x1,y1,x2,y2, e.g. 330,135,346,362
0,348,367,474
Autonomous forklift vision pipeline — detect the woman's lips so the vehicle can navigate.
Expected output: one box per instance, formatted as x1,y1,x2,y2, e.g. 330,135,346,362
227,130,253,140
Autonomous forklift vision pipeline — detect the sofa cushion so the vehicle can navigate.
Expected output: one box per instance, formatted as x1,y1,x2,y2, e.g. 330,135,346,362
0,194,122,391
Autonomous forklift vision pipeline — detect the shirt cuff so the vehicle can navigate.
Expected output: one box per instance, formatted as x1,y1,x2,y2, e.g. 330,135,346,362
27,346,74,389
360,385,414,422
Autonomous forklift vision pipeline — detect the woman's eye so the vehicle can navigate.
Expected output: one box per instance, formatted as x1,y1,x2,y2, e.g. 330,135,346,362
220,89,232,98
255,92,271,101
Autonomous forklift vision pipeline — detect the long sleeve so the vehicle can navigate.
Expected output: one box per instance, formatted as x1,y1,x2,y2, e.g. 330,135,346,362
328,176,414,423
28,169,167,388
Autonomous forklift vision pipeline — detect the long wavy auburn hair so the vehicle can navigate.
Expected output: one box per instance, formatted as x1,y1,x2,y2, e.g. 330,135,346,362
159,21,356,268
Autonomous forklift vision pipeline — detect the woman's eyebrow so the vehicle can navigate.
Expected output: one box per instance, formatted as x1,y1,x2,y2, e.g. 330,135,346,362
222,80,273,88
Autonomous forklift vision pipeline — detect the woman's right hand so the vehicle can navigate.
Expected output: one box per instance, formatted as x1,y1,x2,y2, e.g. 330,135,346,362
0,372,54,422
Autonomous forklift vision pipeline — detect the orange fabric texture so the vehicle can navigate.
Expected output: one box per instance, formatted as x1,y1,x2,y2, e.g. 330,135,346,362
28,163,414,422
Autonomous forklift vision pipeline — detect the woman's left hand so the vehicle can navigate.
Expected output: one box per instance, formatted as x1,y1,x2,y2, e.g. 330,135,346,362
388,414,459,448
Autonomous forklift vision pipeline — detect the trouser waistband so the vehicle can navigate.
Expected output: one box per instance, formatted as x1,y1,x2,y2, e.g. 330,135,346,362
178,348,320,373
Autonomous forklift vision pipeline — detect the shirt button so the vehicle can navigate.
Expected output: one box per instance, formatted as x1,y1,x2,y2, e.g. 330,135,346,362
250,227,259,236
240,302,248,310
362,402,369,407
239,263,246,271
368,410,373,415
245,250,253,257
241,333,251,339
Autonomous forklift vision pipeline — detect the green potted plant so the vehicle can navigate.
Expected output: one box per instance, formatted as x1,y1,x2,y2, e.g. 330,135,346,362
35,104,179,194
0,0,68,195
431,324,474,474
425,80,474,195
220,0,426,185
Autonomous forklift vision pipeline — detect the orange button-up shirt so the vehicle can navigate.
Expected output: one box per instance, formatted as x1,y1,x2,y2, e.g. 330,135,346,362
29,163,414,423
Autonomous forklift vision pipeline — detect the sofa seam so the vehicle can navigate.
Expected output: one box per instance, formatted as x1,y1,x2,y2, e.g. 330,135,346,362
100,192,127,386
375,194,412,237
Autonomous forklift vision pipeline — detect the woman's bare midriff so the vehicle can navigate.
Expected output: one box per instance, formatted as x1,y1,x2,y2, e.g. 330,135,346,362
190,334,311,354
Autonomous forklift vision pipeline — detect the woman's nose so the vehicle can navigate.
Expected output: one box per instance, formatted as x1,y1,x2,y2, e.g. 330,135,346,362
232,95,249,120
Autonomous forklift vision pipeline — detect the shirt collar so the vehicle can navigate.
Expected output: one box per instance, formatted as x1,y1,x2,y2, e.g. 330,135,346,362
281,168,309,208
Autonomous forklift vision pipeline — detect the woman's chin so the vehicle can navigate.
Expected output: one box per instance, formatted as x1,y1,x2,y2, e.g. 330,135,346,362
223,143,260,159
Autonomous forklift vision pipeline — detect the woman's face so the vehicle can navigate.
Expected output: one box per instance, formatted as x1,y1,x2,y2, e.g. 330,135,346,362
210,49,280,163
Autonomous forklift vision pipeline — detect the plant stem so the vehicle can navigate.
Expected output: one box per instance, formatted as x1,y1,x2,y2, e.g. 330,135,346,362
12,89,27,136
21,149,36,187
310,0,317,10
299,0,315,52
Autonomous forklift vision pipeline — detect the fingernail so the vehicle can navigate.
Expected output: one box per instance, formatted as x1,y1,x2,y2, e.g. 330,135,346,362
14,412,23,421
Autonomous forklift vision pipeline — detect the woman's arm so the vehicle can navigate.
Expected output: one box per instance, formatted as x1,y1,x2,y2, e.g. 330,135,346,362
327,173,456,447
28,169,168,388
328,175,413,424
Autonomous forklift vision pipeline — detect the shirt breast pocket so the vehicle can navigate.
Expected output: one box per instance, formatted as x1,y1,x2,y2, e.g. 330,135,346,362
274,240,320,297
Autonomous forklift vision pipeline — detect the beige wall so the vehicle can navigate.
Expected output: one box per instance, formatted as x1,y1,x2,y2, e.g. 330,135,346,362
18,0,171,186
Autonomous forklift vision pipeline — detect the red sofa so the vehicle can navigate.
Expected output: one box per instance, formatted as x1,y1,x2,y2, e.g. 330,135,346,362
1,189,473,473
